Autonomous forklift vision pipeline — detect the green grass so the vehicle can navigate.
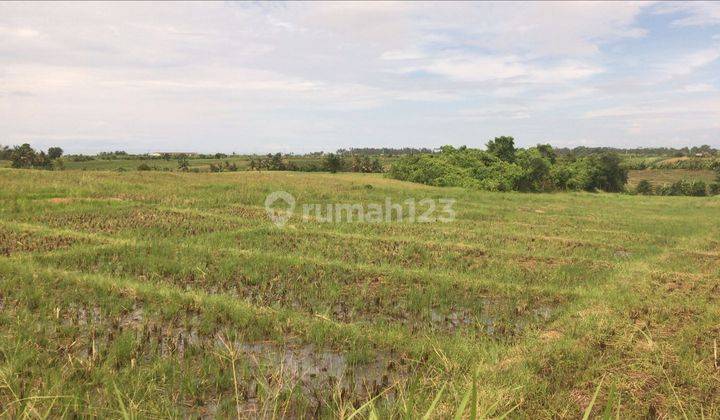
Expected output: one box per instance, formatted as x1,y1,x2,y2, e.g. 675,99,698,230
1,168,719,417
61,157,253,171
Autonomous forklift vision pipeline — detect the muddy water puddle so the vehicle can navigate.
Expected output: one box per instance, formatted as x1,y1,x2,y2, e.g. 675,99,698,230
0,227,82,256
59,304,410,406
231,341,410,404
428,298,557,336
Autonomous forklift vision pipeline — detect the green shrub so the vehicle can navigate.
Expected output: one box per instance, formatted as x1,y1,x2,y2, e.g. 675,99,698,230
323,153,344,173
656,180,707,196
602,154,628,191
709,183,720,196
389,139,629,193
635,180,653,195
713,161,720,182
47,147,63,159
486,136,516,162
177,157,189,171
688,180,708,196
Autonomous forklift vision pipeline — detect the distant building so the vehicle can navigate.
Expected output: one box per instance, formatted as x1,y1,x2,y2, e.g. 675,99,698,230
149,152,198,157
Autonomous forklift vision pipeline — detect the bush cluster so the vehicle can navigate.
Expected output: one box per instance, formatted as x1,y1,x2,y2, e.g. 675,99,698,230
389,137,628,192
248,153,383,174
208,161,239,172
0,145,11,160
635,179,720,196
6,143,63,170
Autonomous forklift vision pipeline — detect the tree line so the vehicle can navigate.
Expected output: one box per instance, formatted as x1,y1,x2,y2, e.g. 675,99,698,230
4,141,720,196
335,147,433,156
389,136,628,192
1,143,64,170
554,145,717,157
248,153,383,173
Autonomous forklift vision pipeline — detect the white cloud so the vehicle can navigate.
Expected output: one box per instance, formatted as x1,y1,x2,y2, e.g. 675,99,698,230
402,53,602,85
458,105,531,120
682,83,716,93
583,99,720,119
1,2,719,152
0,26,40,38
381,49,426,60
655,2,720,27
660,47,720,77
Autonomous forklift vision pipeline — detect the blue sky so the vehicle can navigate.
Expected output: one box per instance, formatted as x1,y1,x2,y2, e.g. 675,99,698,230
1,1,719,153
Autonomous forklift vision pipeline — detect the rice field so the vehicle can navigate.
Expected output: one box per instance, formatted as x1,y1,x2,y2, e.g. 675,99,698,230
627,169,717,188
1,169,719,418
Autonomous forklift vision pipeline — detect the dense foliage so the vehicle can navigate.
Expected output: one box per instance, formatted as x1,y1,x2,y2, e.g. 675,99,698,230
0,145,11,160
635,179,720,196
389,137,628,192
208,161,239,172
247,152,383,173
47,147,64,160
555,145,717,157
7,143,63,170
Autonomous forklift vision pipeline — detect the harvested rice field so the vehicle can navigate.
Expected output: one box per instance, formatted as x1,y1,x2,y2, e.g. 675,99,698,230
1,169,719,418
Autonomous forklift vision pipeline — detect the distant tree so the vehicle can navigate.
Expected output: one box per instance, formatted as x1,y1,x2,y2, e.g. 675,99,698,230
71,154,94,162
635,180,653,195
162,153,171,161
223,161,238,171
349,155,380,173
336,147,433,156
389,144,636,193
249,158,257,171
486,136,516,162
439,145,456,154
712,161,720,182
177,157,189,171
214,153,227,159
10,143,37,168
47,147,63,159
536,143,556,164
32,151,53,169
350,155,363,172
271,153,286,170
593,153,628,192
690,145,714,156
514,148,553,192
137,163,152,171
0,145,11,160
323,153,344,173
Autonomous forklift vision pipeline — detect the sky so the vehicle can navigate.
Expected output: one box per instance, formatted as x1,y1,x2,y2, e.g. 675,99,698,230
1,1,720,154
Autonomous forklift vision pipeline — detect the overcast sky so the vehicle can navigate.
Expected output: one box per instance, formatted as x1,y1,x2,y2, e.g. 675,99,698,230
1,1,720,154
